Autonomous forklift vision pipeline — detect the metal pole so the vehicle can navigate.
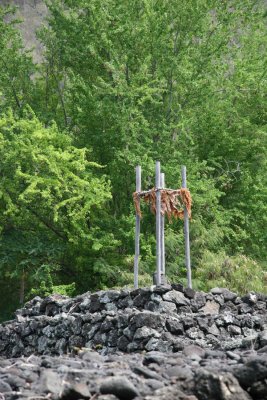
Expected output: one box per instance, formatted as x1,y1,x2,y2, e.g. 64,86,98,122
160,173,166,277
181,166,192,289
155,161,161,285
134,165,141,289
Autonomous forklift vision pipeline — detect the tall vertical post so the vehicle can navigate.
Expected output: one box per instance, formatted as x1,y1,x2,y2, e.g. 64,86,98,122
134,165,141,289
181,166,192,289
155,161,162,285
160,173,165,277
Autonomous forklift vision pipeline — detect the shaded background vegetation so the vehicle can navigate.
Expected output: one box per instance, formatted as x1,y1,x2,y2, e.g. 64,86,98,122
0,0,266,321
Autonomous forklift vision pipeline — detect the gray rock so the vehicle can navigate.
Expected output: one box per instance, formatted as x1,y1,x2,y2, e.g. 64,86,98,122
37,370,61,395
221,338,243,350
145,337,171,352
107,330,119,347
105,303,118,312
166,318,184,335
187,327,202,340
222,289,238,302
89,294,104,313
208,324,220,336
200,300,220,315
123,326,134,341
87,325,100,340
165,365,193,380
258,330,267,348
212,294,224,307
162,290,189,306
99,290,120,304
145,378,165,390
241,334,258,349
183,317,196,330
71,316,83,335
79,297,91,311
258,345,267,354
133,293,150,308
11,339,25,357
145,300,159,312
117,314,129,329
195,369,251,400
184,287,195,299
117,296,133,309
210,288,237,301
183,345,205,358
233,354,267,388
226,351,241,361
196,317,211,333
143,352,167,365
171,283,184,292
100,376,139,400
69,335,84,348
132,365,162,380
153,339,172,352
237,303,253,314
131,312,163,329
250,378,267,399
223,313,234,324
134,326,160,341
152,284,172,294
37,335,50,353
210,287,224,295
242,293,258,304
60,382,91,399
158,301,177,313
0,379,12,393
228,325,242,335
55,338,68,354
117,335,129,352
204,349,225,359
191,292,206,311
145,337,159,351
150,293,163,304
42,324,54,338
100,318,114,333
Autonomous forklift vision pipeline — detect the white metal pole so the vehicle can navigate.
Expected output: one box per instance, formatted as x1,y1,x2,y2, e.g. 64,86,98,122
134,165,141,289
181,166,192,289
160,173,165,277
156,161,162,285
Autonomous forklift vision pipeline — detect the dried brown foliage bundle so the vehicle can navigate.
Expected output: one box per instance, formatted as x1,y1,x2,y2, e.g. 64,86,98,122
133,188,192,220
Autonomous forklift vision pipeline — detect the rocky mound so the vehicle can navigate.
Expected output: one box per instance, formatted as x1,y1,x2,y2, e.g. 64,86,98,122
1,285,267,358
1,285,267,399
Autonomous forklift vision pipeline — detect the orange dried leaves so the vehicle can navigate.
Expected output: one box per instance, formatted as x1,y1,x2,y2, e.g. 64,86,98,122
133,192,141,217
133,188,192,220
180,188,192,219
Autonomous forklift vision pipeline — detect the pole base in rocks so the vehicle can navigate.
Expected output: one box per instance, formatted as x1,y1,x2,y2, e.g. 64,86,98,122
153,272,167,286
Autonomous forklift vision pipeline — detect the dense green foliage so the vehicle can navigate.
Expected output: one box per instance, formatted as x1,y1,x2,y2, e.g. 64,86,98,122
0,1,266,320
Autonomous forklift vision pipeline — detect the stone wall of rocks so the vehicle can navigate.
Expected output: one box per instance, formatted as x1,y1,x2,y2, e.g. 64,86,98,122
1,285,267,358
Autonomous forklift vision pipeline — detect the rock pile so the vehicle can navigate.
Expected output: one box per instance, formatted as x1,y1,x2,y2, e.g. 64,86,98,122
1,285,267,358
2,346,267,400
1,284,267,399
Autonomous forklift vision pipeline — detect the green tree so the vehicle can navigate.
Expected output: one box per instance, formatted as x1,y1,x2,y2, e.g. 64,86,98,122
0,6,34,113
0,109,113,317
39,0,267,279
